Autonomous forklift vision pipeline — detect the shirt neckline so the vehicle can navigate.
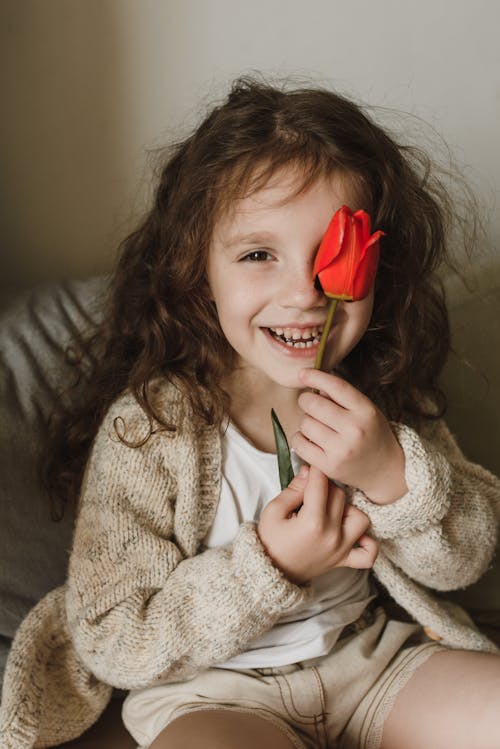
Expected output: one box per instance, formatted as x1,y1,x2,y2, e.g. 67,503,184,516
225,421,278,460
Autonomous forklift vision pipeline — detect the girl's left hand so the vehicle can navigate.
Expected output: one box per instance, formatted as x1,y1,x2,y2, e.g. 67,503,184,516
291,368,408,505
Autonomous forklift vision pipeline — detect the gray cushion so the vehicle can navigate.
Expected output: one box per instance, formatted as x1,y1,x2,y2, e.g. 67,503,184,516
0,277,106,688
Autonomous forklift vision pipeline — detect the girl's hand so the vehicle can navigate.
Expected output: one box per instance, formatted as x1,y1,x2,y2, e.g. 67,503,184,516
257,465,379,585
291,368,408,505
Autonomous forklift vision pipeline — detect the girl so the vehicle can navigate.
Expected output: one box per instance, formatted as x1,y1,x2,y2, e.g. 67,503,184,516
1,77,500,749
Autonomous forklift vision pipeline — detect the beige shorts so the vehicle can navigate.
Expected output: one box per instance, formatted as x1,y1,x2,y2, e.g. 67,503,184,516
122,606,445,749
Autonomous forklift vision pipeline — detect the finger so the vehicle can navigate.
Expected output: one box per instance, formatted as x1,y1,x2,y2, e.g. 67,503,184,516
343,534,379,569
302,465,329,518
298,391,350,432
291,431,328,473
341,503,371,540
326,482,346,527
299,414,339,451
271,466,309,518
300,368,368,411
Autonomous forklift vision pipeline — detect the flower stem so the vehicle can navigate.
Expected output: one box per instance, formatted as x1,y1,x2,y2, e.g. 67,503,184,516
314,298,338,371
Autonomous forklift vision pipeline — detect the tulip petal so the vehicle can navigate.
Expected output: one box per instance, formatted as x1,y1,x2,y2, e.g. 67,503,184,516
364,229,385,250
354,209,372,244
343,214,359,295
316,264,354,300
352,240,380,300
312,205,349,277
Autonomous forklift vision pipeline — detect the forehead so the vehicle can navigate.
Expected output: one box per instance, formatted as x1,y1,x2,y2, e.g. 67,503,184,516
213,168,364,242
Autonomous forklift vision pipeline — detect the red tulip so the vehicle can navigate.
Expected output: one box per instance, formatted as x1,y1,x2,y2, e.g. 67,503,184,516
313,205,383,301
271,206,384,489
313,206,384,371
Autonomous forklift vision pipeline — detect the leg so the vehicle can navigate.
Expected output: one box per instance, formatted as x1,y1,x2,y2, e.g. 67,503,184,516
149,709,301,749
381,650,500,749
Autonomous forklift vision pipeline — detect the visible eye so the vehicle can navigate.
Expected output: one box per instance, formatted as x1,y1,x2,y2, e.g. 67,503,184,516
241,250,273,262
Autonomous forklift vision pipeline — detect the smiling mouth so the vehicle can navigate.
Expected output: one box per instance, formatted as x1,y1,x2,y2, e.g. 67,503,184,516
267,326,324,349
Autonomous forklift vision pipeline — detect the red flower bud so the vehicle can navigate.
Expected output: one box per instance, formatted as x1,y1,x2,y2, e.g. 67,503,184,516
313,205,384,301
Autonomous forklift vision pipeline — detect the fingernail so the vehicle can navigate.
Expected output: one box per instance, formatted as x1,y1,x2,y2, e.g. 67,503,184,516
298,465,309,478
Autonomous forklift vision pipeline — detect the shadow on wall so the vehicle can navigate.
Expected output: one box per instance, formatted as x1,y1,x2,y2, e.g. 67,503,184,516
443,257,500,479
435,256,500,618
0,1,129,297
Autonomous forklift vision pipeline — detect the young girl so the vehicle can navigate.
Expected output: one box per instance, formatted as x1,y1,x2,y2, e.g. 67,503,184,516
1,77,500,749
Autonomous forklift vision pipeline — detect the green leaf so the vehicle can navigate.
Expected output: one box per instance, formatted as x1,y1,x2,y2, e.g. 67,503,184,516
271,408,295,489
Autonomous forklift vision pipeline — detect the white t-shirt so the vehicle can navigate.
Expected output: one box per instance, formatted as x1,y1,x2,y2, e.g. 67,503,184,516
203,422,376,668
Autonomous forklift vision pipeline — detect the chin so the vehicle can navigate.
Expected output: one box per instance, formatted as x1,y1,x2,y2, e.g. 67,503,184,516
272,371,306,390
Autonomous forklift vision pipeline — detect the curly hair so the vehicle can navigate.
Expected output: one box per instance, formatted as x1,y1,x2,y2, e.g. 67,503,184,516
45,76,475,518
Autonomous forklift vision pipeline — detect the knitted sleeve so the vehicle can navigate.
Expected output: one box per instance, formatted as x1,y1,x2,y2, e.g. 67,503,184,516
65,391,305,691
351,419,500,591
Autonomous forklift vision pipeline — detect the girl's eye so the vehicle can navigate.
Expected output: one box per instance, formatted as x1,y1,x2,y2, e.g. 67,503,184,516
241,250,273,262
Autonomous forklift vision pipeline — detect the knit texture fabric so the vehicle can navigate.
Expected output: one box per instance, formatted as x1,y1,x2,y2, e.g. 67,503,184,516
1,379,499,747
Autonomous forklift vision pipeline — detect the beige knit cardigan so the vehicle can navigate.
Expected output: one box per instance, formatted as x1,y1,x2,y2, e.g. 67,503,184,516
1,379,499,748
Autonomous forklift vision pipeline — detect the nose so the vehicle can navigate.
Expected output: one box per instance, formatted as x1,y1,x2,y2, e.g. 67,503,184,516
276,261,325,310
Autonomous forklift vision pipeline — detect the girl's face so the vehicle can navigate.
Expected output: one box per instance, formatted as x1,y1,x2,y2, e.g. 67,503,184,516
207,170,374,391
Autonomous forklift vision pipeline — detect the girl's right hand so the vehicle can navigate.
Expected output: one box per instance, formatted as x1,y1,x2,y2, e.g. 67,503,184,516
257,465,379,585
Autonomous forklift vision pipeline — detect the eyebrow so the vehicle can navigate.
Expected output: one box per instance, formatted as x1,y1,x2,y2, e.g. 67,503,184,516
221,231,277,248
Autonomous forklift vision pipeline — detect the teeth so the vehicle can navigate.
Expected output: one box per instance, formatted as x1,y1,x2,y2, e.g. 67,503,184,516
267,325,324,348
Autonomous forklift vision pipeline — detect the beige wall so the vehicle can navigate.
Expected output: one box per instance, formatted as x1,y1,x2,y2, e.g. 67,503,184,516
1,2,139,290
1,0,500,474
1,0,499,292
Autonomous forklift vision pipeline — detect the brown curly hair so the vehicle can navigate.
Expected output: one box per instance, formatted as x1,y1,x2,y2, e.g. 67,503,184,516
45,76,474,519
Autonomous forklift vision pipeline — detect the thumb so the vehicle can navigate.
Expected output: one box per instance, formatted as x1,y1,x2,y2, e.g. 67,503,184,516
273,465,309,517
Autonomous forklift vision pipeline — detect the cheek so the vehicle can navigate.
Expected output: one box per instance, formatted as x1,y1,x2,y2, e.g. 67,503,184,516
357,296,374,333
339,295,374,349
225,283,262,315
352,298,374,340
212,287,256,344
